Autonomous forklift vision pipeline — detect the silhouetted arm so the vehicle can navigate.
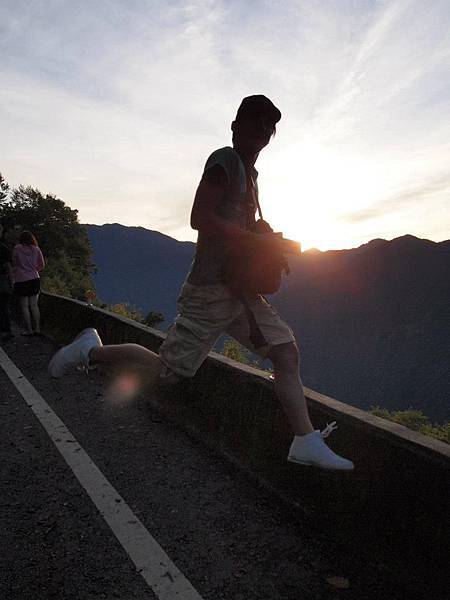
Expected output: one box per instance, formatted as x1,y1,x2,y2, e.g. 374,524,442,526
190,166,269,250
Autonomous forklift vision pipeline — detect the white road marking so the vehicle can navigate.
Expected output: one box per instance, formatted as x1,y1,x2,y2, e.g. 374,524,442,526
0,348,204,600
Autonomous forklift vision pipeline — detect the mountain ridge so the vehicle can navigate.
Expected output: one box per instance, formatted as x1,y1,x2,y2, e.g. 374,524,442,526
86,223,450,421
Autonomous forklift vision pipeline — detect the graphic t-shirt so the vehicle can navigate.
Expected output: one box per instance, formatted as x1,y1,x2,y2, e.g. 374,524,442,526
187,146,258,286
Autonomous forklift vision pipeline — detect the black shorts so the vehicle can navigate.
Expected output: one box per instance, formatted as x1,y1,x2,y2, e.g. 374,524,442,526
14,278,41,297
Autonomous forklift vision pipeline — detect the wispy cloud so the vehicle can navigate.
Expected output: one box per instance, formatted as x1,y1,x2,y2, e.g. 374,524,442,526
0,0,449,247
342,171,450,224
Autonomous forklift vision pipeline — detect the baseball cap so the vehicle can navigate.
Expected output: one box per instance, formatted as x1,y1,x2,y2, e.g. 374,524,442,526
235,95,282,126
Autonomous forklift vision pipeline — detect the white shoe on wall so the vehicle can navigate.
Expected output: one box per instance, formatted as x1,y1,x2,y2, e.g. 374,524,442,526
288,424,354,471
48,328,103,378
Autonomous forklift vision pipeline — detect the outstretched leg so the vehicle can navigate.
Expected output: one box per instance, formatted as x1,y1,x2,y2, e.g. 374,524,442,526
49,328,163,381
90,343,162,380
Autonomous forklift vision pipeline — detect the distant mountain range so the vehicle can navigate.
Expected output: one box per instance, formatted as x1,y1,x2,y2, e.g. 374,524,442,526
87,224,450,421
87,223,195,323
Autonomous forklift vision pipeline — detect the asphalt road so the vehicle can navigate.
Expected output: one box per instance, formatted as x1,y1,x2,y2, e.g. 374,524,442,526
0,332,432,600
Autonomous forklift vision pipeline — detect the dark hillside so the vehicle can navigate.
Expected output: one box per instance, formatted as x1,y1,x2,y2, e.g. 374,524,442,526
87,223,195,324
274,236,450,420
87,225,450,420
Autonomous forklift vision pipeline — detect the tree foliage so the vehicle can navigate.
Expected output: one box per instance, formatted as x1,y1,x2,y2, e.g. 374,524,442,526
107,302,165,329
0,173,9,203
221,339,273,373
108,302,144,322
143,311,165,328
0,174,94,298
222,339,251,365
370,406,449,444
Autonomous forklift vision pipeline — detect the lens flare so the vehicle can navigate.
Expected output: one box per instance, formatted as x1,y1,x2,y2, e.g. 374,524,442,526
106,371,141,405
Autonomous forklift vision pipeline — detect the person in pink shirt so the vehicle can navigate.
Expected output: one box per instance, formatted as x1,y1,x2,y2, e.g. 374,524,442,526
12,231,45,335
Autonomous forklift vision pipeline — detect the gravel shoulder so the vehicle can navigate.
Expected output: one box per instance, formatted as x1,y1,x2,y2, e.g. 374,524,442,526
0,332,430,600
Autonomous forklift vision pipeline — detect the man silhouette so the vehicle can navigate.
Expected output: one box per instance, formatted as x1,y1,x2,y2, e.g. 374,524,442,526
49,95,353,470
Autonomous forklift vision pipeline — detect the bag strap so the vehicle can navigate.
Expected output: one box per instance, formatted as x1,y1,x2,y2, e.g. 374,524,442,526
232,151,270,349
248,174,263,221
235,149,264,225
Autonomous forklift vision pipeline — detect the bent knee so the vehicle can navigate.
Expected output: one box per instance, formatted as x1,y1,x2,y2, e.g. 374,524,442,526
268,341,299,369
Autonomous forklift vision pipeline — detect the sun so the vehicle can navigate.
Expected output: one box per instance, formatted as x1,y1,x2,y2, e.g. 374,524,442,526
259,140,384,251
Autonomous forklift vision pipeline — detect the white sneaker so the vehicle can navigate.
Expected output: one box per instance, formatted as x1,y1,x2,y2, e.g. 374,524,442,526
288,423,354,471
48,328,102,378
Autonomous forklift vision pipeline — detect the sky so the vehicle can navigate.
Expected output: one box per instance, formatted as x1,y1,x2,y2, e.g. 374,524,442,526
1,0,449,250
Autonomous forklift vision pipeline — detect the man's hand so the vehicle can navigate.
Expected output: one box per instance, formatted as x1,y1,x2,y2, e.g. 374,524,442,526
279,237,301,255
242,231,279,250
245,232,301,255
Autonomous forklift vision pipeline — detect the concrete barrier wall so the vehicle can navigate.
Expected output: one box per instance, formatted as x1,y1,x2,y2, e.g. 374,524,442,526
40,292,450,587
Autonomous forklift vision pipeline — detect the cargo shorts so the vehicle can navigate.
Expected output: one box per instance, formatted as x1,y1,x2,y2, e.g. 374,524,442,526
158,282,295,378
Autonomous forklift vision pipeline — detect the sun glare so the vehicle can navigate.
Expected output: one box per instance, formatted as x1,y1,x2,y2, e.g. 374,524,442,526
261,140,385,251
